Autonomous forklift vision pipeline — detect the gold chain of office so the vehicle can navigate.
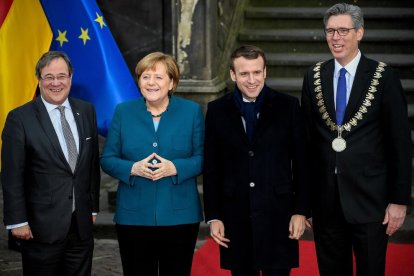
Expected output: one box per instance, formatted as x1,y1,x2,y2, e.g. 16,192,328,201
312,61,386,132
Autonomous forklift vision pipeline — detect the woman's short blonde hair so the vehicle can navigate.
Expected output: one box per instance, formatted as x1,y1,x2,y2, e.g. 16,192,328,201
135,52,180,93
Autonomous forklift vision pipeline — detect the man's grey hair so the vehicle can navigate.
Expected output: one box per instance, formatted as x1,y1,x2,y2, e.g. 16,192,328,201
323,3,364,29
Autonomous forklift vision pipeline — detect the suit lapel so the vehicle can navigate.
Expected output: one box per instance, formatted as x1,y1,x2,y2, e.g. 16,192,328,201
69,98,84,151
156,96,175,136
321,57,372,128
343,56,371,124
225,93,251,145
321,60,336,124
34,97,68,169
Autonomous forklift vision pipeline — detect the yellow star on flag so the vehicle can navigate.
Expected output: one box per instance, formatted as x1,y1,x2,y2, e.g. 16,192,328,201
94,12,106,29
55,29,69,47
78,27,91,45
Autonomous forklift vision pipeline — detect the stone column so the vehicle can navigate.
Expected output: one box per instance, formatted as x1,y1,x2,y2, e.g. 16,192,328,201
173,0,227,109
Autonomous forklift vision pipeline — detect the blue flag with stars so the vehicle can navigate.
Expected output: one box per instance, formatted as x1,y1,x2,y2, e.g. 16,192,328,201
40,0,140,136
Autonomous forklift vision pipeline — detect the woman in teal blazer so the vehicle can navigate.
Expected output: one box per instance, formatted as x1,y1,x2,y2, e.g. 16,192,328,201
100,52,204,276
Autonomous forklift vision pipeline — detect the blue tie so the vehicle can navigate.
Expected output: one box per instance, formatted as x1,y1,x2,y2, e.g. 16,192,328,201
336,68,347,125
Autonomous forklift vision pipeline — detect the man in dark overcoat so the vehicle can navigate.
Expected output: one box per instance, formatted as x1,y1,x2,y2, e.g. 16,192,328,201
203,45,311,276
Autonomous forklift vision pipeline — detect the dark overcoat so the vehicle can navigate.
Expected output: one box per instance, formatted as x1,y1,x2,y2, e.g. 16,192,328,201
203,86,310,270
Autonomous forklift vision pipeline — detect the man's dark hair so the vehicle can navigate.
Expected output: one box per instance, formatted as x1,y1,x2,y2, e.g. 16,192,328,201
35,51,73,79
230,45,267,71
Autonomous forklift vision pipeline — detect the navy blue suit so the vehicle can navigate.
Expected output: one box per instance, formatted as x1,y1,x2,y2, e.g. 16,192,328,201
1,96,100,275
2,96,100,243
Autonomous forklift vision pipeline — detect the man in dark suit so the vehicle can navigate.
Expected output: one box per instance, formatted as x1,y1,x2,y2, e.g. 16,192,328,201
1,51,100,276
203,45,310,276
301,3,412,276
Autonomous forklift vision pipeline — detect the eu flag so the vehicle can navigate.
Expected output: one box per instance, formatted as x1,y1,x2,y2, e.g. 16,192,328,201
40,0,140,136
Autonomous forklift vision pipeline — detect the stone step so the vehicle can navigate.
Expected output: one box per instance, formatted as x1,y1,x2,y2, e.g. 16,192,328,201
266,78,414,98
245,7,414,20
239,28,414,43
249,0,414,7
266,53,414,67
244,18,413,31
264,53,414,78
242,41,414,55
238,29,414,54
245,6,414,30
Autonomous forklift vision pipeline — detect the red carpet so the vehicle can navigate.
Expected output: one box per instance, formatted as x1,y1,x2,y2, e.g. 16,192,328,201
191,238,414,276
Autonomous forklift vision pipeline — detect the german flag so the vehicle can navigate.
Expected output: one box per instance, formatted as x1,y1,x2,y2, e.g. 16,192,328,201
0,0,52,164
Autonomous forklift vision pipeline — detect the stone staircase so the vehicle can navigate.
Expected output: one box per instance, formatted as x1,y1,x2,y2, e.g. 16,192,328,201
239,1,414,100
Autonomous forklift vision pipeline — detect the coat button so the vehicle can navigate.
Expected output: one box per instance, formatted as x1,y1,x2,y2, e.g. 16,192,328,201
248,150,254,157
249,182,255,188
153,142,158,147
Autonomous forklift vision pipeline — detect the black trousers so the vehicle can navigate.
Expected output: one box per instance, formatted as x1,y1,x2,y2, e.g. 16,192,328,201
116,223,199,276
20,214,94,276
313,187,388,276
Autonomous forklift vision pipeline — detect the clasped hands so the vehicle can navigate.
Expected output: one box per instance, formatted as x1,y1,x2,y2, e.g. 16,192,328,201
131,153,177,181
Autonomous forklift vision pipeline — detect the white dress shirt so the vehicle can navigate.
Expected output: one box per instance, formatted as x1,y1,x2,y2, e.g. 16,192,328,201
333,50,361,108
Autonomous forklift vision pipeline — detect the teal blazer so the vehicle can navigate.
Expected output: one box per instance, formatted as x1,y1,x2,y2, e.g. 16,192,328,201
100,96,204,226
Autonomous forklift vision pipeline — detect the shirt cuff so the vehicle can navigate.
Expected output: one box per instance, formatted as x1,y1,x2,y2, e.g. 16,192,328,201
6,222,29,230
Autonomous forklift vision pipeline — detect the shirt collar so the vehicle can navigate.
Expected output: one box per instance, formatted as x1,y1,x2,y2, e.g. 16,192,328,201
41,96,71,113
242,97,255,103
334,50,361,78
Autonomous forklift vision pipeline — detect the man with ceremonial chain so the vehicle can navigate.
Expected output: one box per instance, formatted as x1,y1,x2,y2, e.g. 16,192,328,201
301,3,412,276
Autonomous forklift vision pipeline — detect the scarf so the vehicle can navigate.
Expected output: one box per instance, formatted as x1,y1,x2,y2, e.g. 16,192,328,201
233,85,268,143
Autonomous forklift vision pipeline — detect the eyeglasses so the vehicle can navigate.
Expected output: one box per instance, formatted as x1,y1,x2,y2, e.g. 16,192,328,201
40,74,71,83
325,28,356,36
